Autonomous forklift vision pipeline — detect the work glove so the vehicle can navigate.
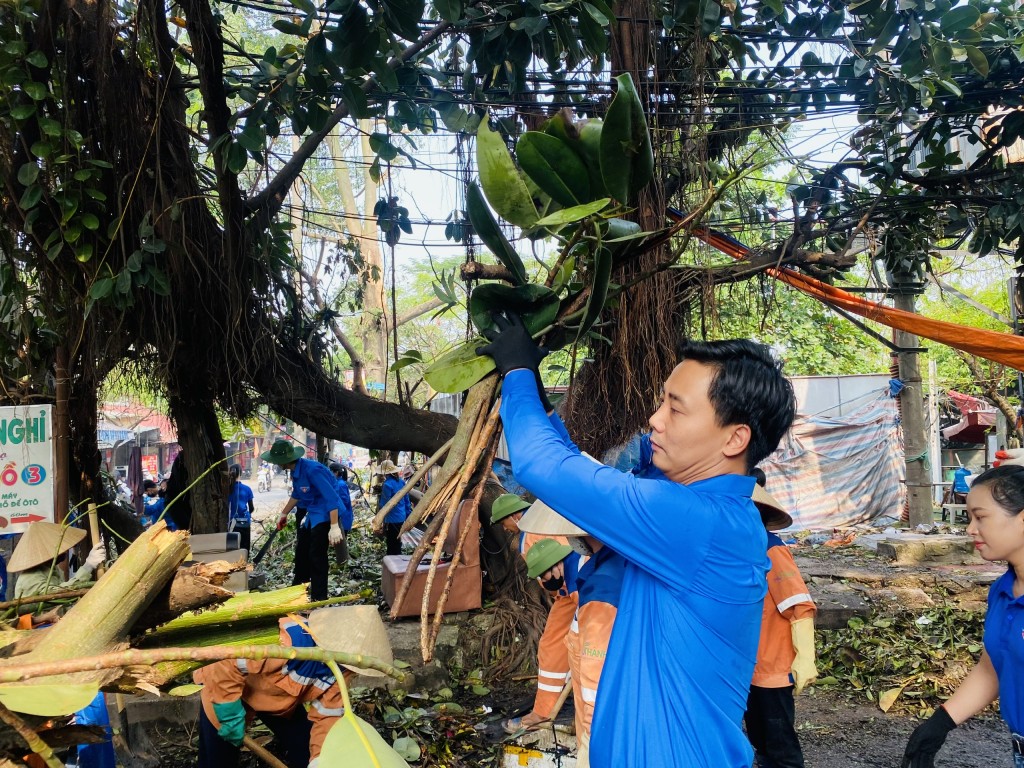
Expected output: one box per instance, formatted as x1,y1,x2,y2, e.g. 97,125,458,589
276,513,289,531
994,448,1024,467
475,313,548,378
790,617,818,695
328,524,344,546
212,699,247,747
901,706,957,768
83,541,106,571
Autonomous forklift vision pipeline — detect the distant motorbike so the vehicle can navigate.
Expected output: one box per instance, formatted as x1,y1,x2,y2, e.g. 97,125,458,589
257,468,271,493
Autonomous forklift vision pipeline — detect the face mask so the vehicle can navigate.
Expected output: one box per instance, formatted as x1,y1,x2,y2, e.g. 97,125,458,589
541,575,565,591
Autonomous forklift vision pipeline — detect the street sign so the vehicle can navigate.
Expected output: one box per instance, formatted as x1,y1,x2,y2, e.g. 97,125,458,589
0,405,54,533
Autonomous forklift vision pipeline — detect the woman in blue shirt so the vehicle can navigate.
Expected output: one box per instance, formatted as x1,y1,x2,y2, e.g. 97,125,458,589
226,464,255,552
376,460,411,556
903,465,1024,767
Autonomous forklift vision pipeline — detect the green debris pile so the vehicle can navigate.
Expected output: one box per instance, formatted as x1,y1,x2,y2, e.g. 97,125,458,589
817,605,988,717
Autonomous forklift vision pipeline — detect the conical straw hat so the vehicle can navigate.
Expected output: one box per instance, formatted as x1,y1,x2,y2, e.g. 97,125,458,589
753,484,793,531
307,605,394,677
7,522,87,573
518,498,589,537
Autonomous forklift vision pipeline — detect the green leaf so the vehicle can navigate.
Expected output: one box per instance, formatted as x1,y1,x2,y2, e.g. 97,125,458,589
465,182,528,285
17,162,39,186
26,50,48,68
476,116,538,229
392,736,421,761
469,283,560,335
227,140,247,174
320,713,410,767
168,684,203,697
867,12,900,54
964,45,989,77
434,0,462,22
599,73,653,203
577,246,612,339
81,213,100,230
272,19,305,35
90,277,114,300
534,198,610,227
423,340,495,394
939,4,980,34
10,104,35,120
516,131,590,207
390,350,424,372
22,80,47,100
18,185,42,210
0,682,99,716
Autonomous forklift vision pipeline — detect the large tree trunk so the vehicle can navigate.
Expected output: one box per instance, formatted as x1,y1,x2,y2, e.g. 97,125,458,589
166,393,228,534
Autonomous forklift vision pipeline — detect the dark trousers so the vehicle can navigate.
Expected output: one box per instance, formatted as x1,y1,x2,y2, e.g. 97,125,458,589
234,525,250,553
745,685,804,768
198,701,311,768
383,522,402,556
292,508,309,584
291,517,330,601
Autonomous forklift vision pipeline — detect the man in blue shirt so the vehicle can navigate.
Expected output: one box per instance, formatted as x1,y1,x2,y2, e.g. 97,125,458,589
476,316,796,768
267,439,345,601
227,464,255,552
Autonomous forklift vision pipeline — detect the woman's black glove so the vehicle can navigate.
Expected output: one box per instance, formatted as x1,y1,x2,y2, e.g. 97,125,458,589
901,706,956,768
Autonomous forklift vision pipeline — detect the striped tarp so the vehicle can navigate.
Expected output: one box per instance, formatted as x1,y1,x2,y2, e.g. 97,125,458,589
759,393,906,531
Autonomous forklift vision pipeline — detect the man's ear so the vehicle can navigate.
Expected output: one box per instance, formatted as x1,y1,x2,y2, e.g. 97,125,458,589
722,424,751,459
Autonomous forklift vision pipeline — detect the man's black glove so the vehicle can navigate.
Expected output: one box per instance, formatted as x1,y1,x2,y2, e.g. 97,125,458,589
475,312,546,374
901,706,956,768
475,312,553,410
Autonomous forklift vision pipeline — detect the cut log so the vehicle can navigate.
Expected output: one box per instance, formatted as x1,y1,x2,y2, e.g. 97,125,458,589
129,562,238,633
1,522,190,686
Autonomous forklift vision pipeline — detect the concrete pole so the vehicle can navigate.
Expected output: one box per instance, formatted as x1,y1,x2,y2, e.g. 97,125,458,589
893,292,934,527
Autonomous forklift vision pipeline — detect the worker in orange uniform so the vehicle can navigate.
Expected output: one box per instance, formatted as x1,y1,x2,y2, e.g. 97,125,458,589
493,494,580,733
745,469,818,768
515,496,607,761
195,606,392,768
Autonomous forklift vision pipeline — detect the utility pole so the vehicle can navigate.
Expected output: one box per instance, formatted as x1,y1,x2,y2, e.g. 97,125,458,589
892,288,934,527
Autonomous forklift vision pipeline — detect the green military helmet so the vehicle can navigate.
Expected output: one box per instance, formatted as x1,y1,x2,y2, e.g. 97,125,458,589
526,538,572,579
491,493,530,524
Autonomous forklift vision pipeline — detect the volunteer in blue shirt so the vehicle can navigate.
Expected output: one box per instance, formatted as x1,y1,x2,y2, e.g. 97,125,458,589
226,464,255,552
377,460,412,556
902,464,1024,768
476,314,796,768
267,439,345,601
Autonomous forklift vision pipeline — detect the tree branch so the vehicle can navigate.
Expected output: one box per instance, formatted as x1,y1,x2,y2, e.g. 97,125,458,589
246,20,457,221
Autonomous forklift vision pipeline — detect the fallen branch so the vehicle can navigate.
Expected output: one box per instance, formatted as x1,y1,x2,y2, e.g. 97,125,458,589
0,589,91,613
422,398,502,660
0,701,62,768
0,644,405,683
243,735,288,768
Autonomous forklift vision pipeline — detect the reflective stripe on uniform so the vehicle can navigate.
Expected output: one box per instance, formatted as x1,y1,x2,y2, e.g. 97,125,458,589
235,659,248,674
776,592,813,613
538,669,568,680
581,687,598,703
311,699,345,717
538,682,564,693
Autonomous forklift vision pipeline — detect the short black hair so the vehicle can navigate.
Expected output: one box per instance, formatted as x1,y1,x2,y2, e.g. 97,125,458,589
229,463,241,477
749,467,767,487
678,339,796,470
143,479,157,490
969,465,1024,516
